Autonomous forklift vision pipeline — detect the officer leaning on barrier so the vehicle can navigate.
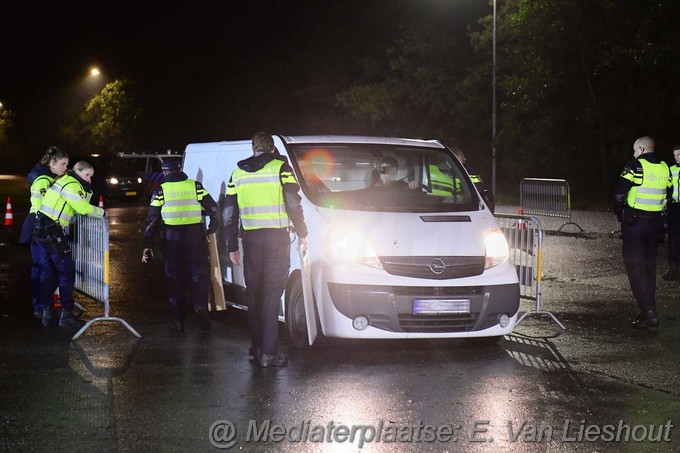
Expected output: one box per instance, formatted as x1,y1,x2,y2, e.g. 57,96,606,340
613,136,672,329
141,159,219,333
662,145,680,281
19,146,68,319
34,160,105,328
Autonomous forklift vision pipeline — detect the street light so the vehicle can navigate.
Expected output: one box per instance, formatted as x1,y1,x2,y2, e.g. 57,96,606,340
90,67,101,77
491,0,497,195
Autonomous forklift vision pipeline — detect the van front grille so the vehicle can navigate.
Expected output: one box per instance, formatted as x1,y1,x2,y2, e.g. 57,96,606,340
397,313,478,332
380,256,485,280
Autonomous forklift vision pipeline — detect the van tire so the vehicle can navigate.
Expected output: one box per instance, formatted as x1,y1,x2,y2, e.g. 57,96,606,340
286,278,309,350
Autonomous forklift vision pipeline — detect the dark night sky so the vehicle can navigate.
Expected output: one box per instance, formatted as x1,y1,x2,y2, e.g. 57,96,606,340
2,0,488,156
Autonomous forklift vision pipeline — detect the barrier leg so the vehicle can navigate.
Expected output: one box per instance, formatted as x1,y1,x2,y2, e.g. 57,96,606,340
72,316,142,341
516,310,566,332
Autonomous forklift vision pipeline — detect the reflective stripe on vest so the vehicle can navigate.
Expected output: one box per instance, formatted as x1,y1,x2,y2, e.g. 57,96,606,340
429,165,454,196
626,159,670,212
160,179,202,225
671,164,680,203
229,159,289,230
39,175,86,226
29,174,55,214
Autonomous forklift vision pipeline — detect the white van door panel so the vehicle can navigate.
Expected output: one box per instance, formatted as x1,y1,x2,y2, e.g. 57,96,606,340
297,243,318,345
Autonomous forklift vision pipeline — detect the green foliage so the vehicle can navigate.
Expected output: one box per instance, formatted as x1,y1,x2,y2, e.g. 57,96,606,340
80,79,143,154
336,24,470,141
59,79,143,155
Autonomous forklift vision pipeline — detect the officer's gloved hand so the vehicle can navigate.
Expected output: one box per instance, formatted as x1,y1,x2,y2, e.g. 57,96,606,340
207,222,218,235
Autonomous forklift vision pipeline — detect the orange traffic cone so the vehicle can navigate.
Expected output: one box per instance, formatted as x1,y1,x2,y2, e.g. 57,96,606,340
517,206,527,230
98,195,104,209
3,196,14,226
52,288,61,310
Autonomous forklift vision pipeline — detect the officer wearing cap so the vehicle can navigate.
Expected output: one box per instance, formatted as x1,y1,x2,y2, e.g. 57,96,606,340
613,136,672,329
142,158,219,332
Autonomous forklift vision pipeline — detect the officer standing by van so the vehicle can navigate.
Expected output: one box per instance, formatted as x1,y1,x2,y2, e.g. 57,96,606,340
662,145,680,280
142,160,219,332
224,132,308,368
613,136,672,329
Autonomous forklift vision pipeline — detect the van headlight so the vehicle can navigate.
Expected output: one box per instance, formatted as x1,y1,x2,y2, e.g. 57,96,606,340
484,227,509,269
107,177,119,185
327,226,383,269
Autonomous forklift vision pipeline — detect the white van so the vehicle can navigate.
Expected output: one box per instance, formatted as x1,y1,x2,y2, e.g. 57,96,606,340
182,135,519,348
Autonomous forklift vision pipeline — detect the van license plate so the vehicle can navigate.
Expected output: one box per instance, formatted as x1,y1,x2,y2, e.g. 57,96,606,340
413,299,470,315
125,191,137,196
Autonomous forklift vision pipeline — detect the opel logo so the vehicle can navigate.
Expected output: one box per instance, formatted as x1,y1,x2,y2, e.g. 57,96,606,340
428,258,446,275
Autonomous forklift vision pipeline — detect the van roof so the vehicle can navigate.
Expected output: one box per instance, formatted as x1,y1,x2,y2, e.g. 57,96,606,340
280,135,444,148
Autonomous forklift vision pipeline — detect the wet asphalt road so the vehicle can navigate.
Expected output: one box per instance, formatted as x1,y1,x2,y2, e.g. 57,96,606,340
0,202,679,452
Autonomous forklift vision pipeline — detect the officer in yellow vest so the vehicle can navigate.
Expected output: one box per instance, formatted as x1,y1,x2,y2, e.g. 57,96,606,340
451,147,495,212
142,159,219,332
613,136,672,329
224,132,308,368
34,160,105,327
20,146,68,319
662,145,680,280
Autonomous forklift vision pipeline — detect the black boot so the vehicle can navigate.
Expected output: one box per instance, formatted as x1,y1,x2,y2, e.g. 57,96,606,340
59,311,85,328
42,306,55,327
662,263,679,281
196,308,211,331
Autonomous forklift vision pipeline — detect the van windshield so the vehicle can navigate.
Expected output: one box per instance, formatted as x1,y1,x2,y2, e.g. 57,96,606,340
287,143,480,213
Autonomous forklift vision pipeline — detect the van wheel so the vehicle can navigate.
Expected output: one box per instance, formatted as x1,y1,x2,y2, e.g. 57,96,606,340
286,278,309,350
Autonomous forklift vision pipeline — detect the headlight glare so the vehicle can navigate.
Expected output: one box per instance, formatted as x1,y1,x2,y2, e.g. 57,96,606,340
484,228,509,269
327,227,382,269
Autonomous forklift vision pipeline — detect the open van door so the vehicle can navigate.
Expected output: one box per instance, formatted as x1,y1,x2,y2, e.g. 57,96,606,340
290,242,317,347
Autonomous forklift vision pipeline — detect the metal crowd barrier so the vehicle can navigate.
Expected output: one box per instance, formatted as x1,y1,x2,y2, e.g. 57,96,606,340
71,214,141,340
494,213,565,332
520,178,583,233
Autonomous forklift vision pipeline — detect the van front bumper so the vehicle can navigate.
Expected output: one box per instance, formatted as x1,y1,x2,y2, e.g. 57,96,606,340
326,282,519,333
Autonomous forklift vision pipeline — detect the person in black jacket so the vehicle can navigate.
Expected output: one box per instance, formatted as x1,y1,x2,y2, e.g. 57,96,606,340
142,159,219,333
612,136,672,329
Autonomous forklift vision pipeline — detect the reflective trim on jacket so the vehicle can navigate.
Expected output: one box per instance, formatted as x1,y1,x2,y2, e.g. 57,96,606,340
227,159,289,230
152,179,203,225
625,159,671,212
39,174,104,227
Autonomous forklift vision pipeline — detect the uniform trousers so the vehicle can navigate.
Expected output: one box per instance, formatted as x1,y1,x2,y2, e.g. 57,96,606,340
667,203,680,266
33,241,76,311
621,214,664,314
30,240,58,311
242,228,290,356
162,224,209,321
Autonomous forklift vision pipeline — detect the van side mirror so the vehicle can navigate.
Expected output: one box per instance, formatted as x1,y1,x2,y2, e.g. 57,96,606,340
481,189,495,213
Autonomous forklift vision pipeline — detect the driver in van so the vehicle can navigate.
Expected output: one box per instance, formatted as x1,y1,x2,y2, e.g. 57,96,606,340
373,156,420,190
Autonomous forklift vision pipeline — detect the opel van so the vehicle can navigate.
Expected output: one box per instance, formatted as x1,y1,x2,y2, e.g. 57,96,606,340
182,135,519,348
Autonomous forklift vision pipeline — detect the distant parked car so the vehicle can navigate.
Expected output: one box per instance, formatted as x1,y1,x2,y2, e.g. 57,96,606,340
117,152,184,198
69,154,143,201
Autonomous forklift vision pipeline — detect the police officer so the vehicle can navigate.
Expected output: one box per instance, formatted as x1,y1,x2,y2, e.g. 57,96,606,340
142,159,219,332
20,146,68,318
224,132,308,368
662,145,680,280
34,160,105,328
451,147,495,212
613,136,672,329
